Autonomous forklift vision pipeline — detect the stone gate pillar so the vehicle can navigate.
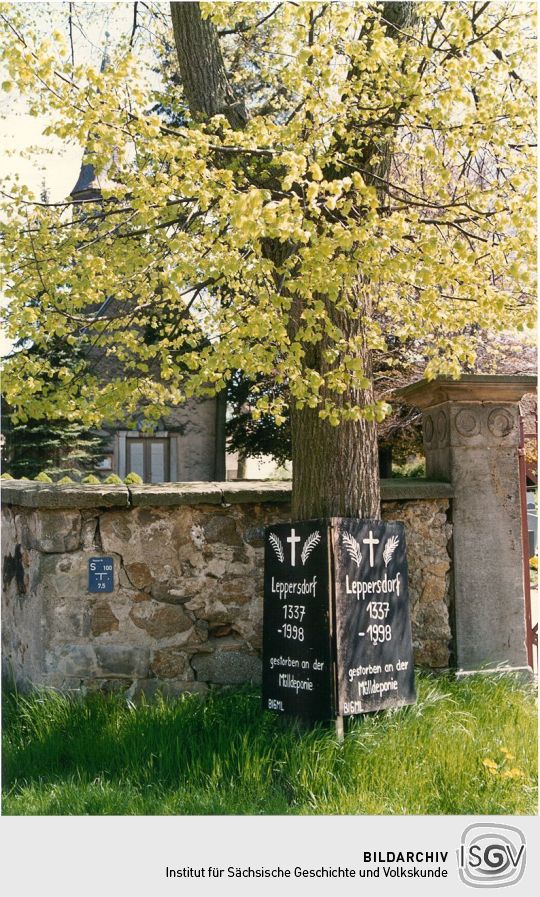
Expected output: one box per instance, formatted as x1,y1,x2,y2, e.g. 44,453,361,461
401,375,536,674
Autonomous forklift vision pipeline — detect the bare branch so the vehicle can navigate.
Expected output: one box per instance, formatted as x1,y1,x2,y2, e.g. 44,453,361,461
129,2,138,49
218,3,283,37
68,2,75,66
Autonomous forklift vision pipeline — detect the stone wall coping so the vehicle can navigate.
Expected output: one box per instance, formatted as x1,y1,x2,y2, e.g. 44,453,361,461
1,481,130,509
129,482,224,507
381,479,453,500
399,374,537,409
1,478,453,509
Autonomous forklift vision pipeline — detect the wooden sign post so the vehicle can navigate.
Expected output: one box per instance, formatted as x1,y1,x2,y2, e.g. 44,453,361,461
262,518,416,730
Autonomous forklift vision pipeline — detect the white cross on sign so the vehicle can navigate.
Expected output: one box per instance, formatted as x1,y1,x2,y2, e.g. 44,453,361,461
286,528,302,566
363,530,380,567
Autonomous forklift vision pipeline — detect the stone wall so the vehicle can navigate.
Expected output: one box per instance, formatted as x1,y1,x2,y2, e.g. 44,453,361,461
2,480,453,696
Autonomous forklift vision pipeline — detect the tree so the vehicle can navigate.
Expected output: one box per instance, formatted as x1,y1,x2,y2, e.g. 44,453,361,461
2,397,108,480
1,332,109,479
226,371,292,469
1,1,535,519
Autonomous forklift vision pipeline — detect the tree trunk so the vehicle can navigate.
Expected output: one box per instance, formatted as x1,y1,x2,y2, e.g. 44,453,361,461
290,405,380,520
236,453,247,480
170,2,248,129
289,286,380,520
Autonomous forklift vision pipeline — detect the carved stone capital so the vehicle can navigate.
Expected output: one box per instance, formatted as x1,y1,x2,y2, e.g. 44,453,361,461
423,402,520,450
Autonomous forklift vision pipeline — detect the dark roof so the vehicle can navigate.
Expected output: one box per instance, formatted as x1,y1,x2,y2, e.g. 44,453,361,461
70,162,103,201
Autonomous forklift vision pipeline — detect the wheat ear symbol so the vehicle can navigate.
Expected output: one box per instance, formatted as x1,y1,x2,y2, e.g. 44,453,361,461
342,531,362,567
301,530,321,565
383,534,399,567
268,532,284,563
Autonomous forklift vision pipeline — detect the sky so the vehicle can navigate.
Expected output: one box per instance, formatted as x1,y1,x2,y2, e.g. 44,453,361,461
0,111,83,201
0,2,132,196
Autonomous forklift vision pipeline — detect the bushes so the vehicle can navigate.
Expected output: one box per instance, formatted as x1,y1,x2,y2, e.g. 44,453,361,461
4,471,147,485
123,472,143,485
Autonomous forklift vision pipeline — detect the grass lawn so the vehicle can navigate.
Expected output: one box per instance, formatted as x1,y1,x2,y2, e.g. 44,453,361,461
2,671,537,816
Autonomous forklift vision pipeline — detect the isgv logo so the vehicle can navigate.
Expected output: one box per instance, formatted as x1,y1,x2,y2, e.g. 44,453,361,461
458,824,526,888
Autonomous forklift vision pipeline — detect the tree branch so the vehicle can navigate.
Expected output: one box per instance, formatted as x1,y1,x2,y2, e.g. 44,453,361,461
129,1,138,48
218,3,283,37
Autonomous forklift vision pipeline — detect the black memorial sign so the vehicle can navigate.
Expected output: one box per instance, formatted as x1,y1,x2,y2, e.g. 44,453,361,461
332,519,416,715
262,520,334,719
88,556,114,593
262,518,416,720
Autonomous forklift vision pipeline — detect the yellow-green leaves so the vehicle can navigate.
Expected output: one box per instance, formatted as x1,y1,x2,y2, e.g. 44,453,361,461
0,1,536,430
